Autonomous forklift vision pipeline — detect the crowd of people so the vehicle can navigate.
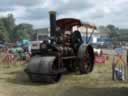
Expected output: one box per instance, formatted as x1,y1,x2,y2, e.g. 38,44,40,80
0,42,31,66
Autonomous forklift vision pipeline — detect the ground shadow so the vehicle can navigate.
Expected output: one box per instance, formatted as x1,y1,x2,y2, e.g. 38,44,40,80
5,68,81,86
6,71,60,86
59,86,128,96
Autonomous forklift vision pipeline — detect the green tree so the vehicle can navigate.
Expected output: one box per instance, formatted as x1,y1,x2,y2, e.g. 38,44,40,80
0,14,35,42
118,29,128,41
13,23,34,41
2,14,15,42
106,24,119,42
0,19,9,41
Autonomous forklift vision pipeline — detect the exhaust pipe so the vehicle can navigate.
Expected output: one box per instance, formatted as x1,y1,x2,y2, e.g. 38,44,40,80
49,11,56,37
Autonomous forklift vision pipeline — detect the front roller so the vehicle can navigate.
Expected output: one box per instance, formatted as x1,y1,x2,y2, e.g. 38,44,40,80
78,44,95,74
25,56,62,83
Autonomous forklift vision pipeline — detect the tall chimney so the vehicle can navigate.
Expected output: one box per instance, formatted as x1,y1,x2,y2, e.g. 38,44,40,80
49,11,56,37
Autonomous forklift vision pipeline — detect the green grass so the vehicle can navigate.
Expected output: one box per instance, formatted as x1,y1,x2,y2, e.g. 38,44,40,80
0,62,127,96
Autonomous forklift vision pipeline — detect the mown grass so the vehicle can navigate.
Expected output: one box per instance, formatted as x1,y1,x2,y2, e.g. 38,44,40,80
0,59,127,96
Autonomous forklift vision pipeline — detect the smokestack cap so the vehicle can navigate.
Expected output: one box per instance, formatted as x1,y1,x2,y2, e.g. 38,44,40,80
49,11,56,14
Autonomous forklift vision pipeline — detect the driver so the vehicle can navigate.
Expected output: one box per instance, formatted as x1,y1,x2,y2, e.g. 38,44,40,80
71,30,83,52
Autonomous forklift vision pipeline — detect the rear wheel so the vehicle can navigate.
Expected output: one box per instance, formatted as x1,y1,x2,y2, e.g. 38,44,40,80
78,44,95,74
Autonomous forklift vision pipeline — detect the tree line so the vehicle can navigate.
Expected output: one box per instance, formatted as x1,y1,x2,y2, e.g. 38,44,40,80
0,14,128,43
98,24,128,42
0,14,34,43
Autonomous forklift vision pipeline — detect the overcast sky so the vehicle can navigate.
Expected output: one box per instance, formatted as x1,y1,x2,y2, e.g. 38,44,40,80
0,0,128,28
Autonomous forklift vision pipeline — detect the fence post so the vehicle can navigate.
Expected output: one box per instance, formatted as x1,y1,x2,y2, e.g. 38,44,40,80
126,50,128,80
112,56,115,80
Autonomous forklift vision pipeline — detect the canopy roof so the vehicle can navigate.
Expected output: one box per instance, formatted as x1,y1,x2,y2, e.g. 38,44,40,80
56,18,96,30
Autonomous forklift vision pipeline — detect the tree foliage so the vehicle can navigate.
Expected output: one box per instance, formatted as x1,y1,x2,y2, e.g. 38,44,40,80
0,18,9,41
106,24,119,40
107,24,128,41
0,14,34,43
13,23,33,41
0,14,128,43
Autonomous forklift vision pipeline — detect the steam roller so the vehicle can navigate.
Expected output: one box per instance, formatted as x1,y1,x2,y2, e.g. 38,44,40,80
25,11,96,83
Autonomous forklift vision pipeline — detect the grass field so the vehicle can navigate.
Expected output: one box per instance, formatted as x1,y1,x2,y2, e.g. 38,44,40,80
0,61,128,96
